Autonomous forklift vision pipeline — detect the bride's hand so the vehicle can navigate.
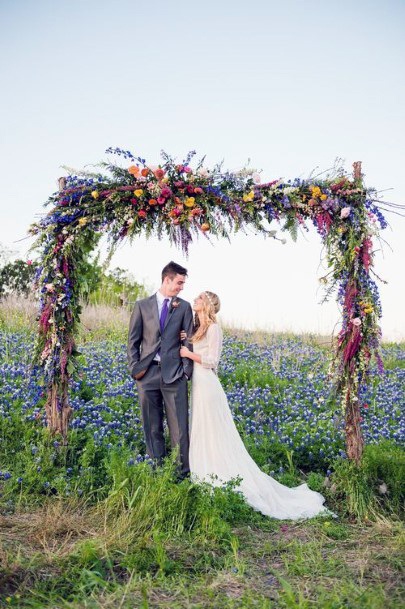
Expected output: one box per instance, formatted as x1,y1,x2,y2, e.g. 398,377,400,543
180,330,187,341
180,346,190,358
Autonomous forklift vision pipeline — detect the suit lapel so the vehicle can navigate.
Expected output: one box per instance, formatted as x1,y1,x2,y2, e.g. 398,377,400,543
149,295,160,332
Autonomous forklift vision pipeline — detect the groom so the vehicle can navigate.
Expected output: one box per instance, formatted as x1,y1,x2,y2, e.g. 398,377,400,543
128,261,194,478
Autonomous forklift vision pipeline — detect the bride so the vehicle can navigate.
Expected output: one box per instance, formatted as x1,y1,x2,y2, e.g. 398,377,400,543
179,291,328,520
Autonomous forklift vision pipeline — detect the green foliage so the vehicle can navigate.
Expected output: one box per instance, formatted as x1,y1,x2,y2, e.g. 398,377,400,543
330,441,405,520
0,259,39,298
88,266,148,307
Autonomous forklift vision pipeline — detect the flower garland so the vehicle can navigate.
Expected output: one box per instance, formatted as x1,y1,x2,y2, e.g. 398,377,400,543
30,149,389,459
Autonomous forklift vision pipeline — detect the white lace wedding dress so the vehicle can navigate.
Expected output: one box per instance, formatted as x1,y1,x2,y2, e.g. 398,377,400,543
189,324,328,520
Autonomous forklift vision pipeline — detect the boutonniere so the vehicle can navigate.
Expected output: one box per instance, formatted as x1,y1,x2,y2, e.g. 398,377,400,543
170,299,180,311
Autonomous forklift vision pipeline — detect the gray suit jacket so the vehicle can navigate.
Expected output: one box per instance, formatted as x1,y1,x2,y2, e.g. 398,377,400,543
128,295,194,384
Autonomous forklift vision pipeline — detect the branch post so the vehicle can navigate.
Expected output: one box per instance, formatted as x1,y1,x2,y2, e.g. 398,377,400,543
44,176,72,441
343,161,364,464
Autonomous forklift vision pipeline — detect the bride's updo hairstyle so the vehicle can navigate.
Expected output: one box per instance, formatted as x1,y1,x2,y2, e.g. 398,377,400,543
192,291,221,342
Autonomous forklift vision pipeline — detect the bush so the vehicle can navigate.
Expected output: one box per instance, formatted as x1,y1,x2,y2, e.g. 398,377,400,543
330,441,404,520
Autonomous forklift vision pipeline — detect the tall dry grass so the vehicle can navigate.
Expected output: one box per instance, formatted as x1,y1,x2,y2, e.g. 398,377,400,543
0,296,131,338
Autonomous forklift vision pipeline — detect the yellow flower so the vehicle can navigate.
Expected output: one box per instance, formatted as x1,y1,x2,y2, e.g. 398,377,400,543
184,196,195,207
134,189,144,197
243,190,255,202
311,186,321,198
91,190,99,199
79,217,88,226
320,194,327,201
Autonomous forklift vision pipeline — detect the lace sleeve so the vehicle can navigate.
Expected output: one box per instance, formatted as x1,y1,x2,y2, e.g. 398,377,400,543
201,324,223,369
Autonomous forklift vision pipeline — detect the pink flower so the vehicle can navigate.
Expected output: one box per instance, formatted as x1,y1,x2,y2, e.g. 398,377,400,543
340,207,351,219
194,187,203,194
252,172,261,184
27,260,33,265
154,168,165,180
351,317,362,326
157,197,166,205
183,166,192,173
161,186,172,197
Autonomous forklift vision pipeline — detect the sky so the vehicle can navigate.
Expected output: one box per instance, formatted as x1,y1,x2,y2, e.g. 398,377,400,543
1,0,404,339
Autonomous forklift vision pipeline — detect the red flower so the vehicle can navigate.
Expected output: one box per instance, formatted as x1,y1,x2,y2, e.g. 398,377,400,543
363,403,369,409
138,210,147,219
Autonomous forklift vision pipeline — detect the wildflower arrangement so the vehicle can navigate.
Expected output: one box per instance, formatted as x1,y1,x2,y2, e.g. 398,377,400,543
29,149,391,461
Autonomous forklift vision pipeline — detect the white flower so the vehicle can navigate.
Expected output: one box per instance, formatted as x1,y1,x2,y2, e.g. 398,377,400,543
252,172,261,184
197,167,209,177
340,207,351,219
351,317,362,326
283,187,299,195
280,238,287,245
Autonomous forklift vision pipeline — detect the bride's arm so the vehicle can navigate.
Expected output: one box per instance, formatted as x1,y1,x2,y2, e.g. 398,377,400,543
180,324,222,368
179,348,202,364
200,324,222,369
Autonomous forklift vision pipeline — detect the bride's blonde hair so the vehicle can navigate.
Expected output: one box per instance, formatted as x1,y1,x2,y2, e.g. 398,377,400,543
192,291,221,342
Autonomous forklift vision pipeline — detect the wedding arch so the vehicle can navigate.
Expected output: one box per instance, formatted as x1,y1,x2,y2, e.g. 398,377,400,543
30,148,390,463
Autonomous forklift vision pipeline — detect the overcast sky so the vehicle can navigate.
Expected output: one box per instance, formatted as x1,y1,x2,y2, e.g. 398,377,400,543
1,0,404,339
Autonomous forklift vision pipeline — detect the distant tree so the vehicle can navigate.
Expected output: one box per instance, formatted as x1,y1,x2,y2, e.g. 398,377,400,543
0,259,39,298
0,244,147,306
88,266,148,307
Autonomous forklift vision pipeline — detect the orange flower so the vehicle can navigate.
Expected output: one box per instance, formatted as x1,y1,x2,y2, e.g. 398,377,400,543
201,223,210,232
141,168,149,177
149,198,157,206
128,165,140,176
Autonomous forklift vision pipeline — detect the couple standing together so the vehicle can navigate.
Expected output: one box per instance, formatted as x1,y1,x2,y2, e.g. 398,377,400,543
128,261,327,520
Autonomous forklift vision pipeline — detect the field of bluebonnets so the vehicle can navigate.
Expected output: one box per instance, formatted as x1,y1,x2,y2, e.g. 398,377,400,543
0,300,404,609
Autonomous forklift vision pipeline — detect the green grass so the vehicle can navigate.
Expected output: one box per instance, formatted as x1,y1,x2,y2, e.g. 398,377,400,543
1,491,403,608
0,301,404,607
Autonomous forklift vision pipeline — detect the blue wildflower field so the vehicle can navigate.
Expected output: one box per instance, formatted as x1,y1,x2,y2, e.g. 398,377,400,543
0,329,403,494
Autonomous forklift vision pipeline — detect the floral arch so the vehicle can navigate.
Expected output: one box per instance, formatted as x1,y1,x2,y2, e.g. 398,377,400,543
30,148,389,463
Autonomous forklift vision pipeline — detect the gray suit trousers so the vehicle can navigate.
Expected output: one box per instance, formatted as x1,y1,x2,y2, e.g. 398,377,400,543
136,363,190,476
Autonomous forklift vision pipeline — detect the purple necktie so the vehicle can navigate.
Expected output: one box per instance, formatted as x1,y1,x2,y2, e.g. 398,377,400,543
160,298,169,332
